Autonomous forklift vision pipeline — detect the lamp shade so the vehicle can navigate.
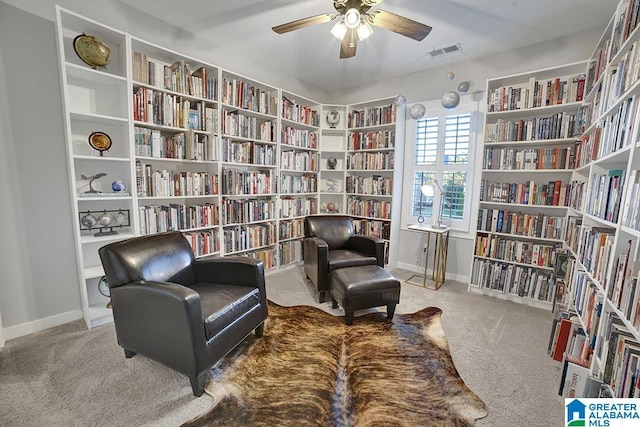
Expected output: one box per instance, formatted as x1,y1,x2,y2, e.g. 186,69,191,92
331,20,347,40
357,19,373,41
421,183,434,197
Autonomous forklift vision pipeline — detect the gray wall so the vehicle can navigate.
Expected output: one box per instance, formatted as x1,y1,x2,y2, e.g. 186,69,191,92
0,0,607,336
0,3,80,330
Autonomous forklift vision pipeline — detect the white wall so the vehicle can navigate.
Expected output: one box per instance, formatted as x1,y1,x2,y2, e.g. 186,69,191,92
0,3,82,335
0,0,607,338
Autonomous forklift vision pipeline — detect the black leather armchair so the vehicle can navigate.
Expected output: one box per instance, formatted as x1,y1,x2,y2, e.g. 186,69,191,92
98,231,268,397
303,215,385,303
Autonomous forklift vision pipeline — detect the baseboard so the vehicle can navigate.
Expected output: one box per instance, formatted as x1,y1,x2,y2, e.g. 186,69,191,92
396,262,470,284
3,310,83,342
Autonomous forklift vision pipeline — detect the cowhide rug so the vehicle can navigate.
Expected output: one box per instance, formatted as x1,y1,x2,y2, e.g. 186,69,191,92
183,303,487,427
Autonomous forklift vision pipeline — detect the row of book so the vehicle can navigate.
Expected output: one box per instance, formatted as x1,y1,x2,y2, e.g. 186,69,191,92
221,78,278,116
246,248,277,270
487,74,586,112
134,126,219,161
479,179,571,206
578,226,615,285
470,258,555,301
348,104,396,128
133,87,215,131
220,198,275,225
135,161,219,198
622,169,640,231
586,169,626,224
221,139,277,166
221,168,273,195
280,150,318,172
346,152,394,171
353,219,391,241
222,223,276,254
279,240,302,266
484,112,579,142
345,175,393,196
474,235,561,268
281,126,318,149
278,218,304,240
221,110,276,142
346,197,392,220
482,146,575,171
477,209,566,240
608,239,640,326
348,130,396,150
280,175,317,194
184,230,220,258
281,97,320,127
132,52,217,101
138,203,218,235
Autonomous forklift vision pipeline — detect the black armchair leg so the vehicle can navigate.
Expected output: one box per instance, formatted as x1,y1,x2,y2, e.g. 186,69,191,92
124,348,136,358
345,310,354,326
190,374,207,397
319,290,326,303
255,323,265,338
387,303,397,320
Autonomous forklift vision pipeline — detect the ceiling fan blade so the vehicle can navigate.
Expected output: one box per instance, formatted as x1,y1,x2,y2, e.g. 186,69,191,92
272,13,336,34
368,9,432,41
340,28,358,59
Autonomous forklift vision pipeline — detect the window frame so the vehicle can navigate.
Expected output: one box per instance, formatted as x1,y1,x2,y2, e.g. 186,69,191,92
401,99,479,233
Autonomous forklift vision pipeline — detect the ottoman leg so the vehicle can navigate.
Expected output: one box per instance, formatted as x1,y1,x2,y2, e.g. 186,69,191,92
345,310,354,326
318,291,326,303
387,303,397,320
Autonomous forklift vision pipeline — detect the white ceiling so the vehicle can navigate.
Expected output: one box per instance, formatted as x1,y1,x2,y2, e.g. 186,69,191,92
118,0,619,92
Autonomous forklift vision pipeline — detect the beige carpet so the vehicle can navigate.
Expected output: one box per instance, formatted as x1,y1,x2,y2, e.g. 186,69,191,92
0,266,564,426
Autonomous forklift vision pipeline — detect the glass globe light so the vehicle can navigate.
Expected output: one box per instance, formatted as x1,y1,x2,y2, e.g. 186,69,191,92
409,103,426,119
457,81,470,93
441,91,460,109
344,8,361,28
394,95,406,107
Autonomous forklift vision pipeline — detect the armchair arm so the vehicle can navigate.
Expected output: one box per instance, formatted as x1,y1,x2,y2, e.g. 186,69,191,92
194,256,266,306
110,281,207,377
347,235,385,267
303,237,329,291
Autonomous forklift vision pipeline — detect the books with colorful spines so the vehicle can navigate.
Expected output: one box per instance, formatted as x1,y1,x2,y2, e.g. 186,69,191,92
552,315,580,361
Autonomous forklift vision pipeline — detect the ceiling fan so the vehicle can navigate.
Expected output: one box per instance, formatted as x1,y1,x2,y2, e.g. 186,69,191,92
272,0,432,59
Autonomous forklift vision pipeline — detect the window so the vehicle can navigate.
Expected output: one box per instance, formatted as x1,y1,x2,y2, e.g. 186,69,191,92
403,100,477,232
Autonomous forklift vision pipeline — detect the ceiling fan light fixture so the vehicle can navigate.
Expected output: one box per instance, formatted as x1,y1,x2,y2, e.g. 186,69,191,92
331,20,348,40
344,8,361,29
357,19,373,41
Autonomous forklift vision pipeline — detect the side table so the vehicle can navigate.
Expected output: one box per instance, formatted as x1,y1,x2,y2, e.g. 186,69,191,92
405,224,450,290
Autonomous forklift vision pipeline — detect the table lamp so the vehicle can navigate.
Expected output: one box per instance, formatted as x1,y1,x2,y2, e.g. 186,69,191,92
421,180,447,230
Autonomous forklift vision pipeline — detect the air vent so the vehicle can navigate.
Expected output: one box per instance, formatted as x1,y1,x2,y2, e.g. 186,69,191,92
429,43,462,58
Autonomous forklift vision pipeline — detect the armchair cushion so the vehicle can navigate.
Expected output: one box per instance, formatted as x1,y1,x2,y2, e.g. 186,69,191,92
192,283,262,340
328,250,378,271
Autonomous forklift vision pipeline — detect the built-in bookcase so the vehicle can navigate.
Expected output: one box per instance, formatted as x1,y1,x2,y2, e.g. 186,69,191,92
472,60,588,310
55,7,406,329
543,0,640,398
279,90,320,266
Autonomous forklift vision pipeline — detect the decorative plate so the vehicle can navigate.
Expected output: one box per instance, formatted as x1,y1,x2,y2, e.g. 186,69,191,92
88,131,112,156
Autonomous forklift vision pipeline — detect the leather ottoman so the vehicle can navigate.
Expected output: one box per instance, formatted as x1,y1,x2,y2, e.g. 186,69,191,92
329,265,401,325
